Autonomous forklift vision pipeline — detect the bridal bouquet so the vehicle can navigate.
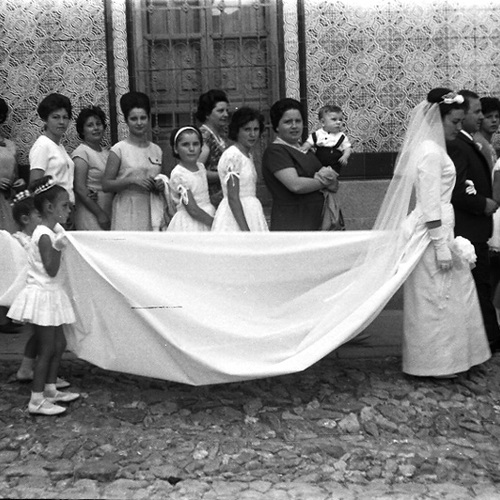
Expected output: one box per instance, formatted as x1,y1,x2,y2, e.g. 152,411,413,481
450,236,476,269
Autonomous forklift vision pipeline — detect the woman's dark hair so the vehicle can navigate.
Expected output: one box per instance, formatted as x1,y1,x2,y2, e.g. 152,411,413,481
269,98,305,132
169,126,203,159
0,98,8,125
37,93,72,121
427,88,466,118
195,89,229,123
12,196,36,227
480,96,500,116
228,107,265,141
120,91,150,120
76,106,107,140
29,176,68,214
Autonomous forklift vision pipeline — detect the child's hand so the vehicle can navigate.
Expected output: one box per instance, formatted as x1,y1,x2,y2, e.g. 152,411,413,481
300,143,312,154
339,155,349,166
87,189,98,201
154,178,165,193
53,233,68,251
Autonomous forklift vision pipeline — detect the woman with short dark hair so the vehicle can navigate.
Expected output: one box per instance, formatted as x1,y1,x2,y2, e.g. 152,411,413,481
29,93,75,205
102,92,164,231
262,98,328,231
72,106,112,230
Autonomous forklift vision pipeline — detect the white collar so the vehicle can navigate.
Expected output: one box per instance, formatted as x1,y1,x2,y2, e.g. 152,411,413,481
460,130,474,142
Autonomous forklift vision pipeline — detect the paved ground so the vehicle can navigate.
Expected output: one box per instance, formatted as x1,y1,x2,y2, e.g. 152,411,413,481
2,306,500,499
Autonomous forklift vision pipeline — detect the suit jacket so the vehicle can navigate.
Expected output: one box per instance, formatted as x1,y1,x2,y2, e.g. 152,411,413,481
448,130,493,242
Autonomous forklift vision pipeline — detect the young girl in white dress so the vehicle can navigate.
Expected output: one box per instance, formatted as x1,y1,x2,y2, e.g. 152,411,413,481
8,176,79,415
167,126,215,231
7,192,70,389
212,107,268,231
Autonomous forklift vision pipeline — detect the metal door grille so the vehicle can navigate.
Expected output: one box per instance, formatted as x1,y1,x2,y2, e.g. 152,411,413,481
128,0,281,157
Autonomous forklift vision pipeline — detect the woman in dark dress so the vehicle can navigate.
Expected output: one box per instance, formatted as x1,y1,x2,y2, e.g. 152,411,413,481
262,98,328,230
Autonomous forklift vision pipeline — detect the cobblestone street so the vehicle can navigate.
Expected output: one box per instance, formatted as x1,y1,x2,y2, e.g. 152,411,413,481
2,324,500,499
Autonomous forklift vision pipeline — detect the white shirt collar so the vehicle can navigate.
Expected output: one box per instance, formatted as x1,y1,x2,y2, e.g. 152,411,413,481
460,130,474,142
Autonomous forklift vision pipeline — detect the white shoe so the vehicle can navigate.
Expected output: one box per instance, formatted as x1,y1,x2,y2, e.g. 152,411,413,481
44,391,80,403
28,399,66,416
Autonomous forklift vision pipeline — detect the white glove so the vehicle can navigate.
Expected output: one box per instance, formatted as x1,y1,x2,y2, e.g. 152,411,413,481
52,232,68,251
428,226,452,270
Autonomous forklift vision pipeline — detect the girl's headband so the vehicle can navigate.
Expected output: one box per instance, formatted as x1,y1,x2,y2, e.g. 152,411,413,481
10,189,31,206
174,126,200,145
33,177,55,195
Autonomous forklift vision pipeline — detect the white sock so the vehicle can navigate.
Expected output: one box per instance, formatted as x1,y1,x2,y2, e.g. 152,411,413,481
30,392,44,404
44,384,57,396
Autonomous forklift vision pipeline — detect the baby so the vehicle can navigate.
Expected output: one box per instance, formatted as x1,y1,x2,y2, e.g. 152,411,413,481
302,104,352,174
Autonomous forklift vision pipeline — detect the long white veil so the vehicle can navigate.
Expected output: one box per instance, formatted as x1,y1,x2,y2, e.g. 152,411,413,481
53,101,448,385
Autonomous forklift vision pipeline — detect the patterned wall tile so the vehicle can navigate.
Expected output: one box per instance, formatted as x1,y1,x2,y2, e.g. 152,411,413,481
305,0,500,153
0,0,110,165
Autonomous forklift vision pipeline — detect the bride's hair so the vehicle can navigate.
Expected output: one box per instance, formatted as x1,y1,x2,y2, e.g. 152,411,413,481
427,88,466,117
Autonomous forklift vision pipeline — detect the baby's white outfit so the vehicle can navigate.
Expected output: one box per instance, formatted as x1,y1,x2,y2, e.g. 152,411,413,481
305,128,352,151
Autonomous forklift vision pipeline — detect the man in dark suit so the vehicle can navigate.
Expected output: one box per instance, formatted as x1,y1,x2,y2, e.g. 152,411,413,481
449,89,500,351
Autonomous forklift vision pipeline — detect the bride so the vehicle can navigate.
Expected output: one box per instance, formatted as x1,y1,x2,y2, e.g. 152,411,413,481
400,88,491,378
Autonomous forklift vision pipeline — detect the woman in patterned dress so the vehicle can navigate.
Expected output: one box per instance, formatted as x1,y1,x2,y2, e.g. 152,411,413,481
196,89,230,207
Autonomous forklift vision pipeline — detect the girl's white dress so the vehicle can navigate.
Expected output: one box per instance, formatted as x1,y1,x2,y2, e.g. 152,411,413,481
167,163,215,232
7,225,75,326
212,145,268,232
402,140,491,376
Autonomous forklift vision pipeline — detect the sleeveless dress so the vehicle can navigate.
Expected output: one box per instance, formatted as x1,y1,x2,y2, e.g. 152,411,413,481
212,145,268,232
7,225,75,326
72,143,113,230
167,163,215,232
110,140,162,231
402,140,491,376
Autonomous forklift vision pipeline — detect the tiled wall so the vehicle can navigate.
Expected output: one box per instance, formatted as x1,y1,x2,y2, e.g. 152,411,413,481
304,0,500,178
